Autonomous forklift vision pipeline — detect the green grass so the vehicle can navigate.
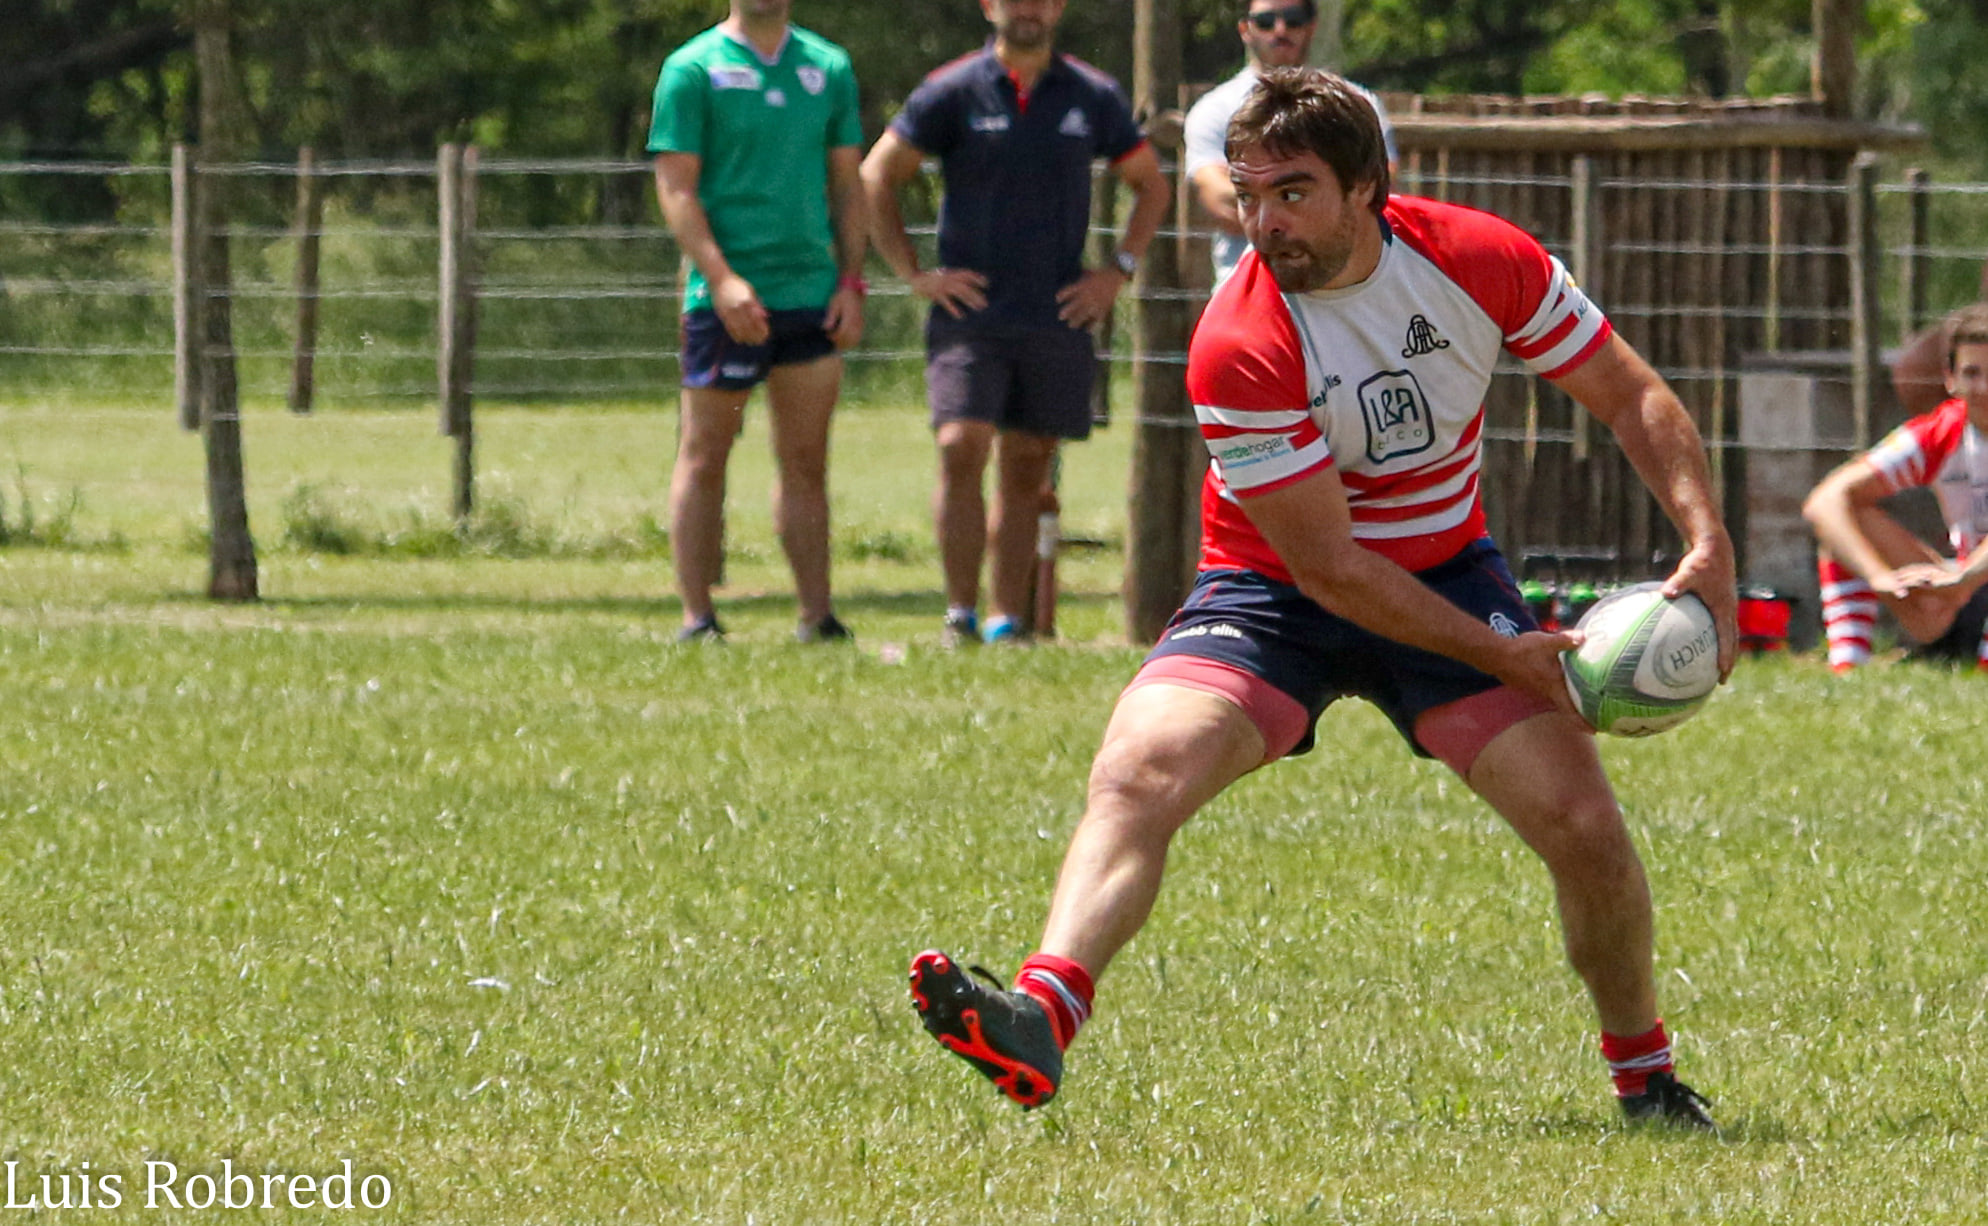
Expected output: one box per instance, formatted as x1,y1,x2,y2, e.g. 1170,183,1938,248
1,402,1985,1222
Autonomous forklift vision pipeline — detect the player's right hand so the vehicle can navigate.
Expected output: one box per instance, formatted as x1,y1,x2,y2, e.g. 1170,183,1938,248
909,268,989,318
1493,630,1584,722
712,274,770,345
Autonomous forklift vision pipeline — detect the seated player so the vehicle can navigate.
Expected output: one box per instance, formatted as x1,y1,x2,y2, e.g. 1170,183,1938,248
1804,302,1988,671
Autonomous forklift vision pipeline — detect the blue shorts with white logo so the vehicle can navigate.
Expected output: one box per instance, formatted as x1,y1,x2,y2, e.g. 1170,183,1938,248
680,306,837,390
1142,539,1538,758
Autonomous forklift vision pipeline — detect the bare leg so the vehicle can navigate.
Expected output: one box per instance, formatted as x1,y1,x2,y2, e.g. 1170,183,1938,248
934,420,996,613
1463,711,1656,1036
988,431,1059,626
1832,506,1985,643
669,387,748,627
1038,684,1267,977
764,355,842,626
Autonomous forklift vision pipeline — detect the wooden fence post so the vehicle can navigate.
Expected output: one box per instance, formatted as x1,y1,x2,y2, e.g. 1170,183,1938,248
1847,152,1881,448
1901,166,1931,335
1568,154,1598,462
438,143,480,519
171,144,201,432
1766,147,1783,352
289,145,323,414
1124,0,1195,644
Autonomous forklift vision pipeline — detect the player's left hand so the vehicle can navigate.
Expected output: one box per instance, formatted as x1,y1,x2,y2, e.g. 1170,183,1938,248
1660,534,1738,681
1055,268,1126,330
824,285,865,350
1889,561,1963,591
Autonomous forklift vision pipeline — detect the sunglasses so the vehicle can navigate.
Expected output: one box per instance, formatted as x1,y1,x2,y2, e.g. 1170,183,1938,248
1247,4,1314,29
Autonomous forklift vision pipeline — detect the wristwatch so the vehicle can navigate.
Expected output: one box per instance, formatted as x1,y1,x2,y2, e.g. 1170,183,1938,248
1112,248,1139,278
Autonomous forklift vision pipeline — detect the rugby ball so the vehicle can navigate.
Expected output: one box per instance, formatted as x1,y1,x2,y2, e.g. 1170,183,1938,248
1560,583,1719,736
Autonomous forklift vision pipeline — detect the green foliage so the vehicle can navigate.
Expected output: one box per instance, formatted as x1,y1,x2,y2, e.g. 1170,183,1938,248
11,0,1988,201
1908,0,1988,164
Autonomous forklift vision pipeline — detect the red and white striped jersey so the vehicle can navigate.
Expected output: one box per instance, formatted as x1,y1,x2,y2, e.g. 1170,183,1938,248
1863,398,1988,557
1186,194,1611,579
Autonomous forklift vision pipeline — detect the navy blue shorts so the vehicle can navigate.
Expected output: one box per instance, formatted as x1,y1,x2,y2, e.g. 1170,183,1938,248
680,307,837,391
1139,540,1540,759
926,323,1096,440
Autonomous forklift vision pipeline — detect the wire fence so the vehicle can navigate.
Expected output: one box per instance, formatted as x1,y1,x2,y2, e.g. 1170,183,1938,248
8,153,1987,432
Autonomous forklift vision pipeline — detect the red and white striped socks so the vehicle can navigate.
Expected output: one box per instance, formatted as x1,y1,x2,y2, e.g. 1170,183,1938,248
1014,953,1095,1051
1819,558,1877,672
1601,1020,1674,1099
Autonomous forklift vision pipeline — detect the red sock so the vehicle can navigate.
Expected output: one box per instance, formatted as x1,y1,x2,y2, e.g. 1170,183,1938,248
1014,954,1095,1051
1818,557,1876,671
1600,1020,1674,1098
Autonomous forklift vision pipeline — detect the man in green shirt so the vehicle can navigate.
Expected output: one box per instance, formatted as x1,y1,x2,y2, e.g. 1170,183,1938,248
650,0,868,643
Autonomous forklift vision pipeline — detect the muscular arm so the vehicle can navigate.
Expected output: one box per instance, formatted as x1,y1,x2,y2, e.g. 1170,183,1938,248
1240,468,1579,714
1553,333,1738,676
653,151,734,290
1112,144,1171,265
823,144,868,347
1190,163,1244,237
653,151,767,344
1055,144,1170,328
858,129,986,316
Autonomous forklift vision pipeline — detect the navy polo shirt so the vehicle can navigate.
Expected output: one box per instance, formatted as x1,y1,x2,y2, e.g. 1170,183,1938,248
891,45,1146,332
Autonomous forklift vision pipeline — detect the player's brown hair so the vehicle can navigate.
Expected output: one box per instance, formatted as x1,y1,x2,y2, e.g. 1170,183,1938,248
1946,302,1988,370
1224,68,1390,217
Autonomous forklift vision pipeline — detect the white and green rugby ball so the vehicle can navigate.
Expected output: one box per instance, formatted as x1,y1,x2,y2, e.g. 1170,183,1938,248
1560,582,1718,736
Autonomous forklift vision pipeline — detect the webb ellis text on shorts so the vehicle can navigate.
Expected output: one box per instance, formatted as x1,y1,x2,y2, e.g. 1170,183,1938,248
4,1159,392,1210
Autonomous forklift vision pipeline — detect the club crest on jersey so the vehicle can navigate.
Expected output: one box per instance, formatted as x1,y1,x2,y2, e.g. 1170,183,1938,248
796,66,827,95
1058,108,1091,138
1357,370,1434,464
1401,314,1450,359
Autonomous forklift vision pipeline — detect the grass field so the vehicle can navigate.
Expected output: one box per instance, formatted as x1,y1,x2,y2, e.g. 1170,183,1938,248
1,401,1985,1223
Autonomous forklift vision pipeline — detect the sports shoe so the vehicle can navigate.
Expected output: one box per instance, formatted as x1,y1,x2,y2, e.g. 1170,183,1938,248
797,613,854,644
676,616,725,644
941,609,979,648
981,616,1025,646
1619,1071,1716,1130
908,950,1062,1109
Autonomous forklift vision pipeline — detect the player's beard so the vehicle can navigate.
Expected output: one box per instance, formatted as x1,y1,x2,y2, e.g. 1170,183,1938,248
1255,205,1362,293
1000,16,1052,48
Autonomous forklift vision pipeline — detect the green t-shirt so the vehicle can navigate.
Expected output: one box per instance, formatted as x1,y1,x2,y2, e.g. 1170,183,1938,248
648,24,862,313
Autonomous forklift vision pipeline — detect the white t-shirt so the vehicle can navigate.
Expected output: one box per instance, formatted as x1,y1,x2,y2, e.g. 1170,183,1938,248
1863,400,1988,557
1182,67,1398,282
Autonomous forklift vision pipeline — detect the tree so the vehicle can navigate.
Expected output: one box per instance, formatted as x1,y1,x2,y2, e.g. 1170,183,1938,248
190,0,258,600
